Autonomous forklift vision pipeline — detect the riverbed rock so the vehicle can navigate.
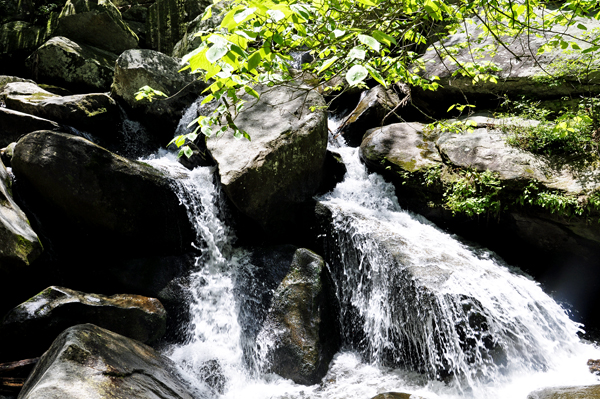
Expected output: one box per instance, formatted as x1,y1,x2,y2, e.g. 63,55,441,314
25,36,118,93
0,157,42,272
11,131,194,258
0,108,62,147
55,0,139,54
0,286,166,362
207,83,328,237
527,385,600,398
2,82,120,135
172,2,224,59
257,248,340,385
371,393,421,399
338,85,401,146
18,324,195,399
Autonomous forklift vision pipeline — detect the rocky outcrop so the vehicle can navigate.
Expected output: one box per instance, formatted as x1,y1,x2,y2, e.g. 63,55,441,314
527,385,600,399
11,131,195,257
55,0,139,53
0,157,42,272
18,324,194,399
257,248,339,385
0,108,62,147
207,84,328,236
25,36,118,92
171,2,224,58
1,82,120,135
0,286,166,362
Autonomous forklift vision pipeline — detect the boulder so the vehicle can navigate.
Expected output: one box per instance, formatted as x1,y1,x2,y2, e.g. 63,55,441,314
371,394,422,399
0,108,62,147
0,76,34,88
55,0,138,54
257,248,340,385
527,385,600,399
0,286,166,362
18,324,195,399
11,131,195,257
146,0,210,54
172,2,224,59
0,358,38,396
25,36,118,93
0,157,42,272
337,85,401,146
2,82,120,135
414,16,600,113
207,84,328,236
0,21,47,56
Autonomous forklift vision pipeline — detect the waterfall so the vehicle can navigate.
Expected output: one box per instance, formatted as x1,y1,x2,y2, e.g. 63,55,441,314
151,109,600,398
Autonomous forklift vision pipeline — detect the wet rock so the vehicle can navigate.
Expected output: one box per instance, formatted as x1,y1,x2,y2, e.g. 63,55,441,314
338,85,401,146
0,108,62,147
0,157,43,272
0,286,166,362
0,143,15,167
527,384,600,399
2,82,120,135
11,131,195,257
258,248,340,385
18,324,195,399
207,83,328,237
26,36,118,93
371,394,421,399
588,359,600,375
318,149,347,195
55,0,139,53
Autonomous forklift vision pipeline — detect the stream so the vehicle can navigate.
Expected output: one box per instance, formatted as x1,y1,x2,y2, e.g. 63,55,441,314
143,114,600,399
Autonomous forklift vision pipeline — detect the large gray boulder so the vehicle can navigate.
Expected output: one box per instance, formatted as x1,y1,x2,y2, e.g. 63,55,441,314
0,157,42,272
0,108,62,147
527,385,600,398
207,84,328,235
257,248,339,385
1,82,120,135
55,0,139,53
0,286,166,362
26,36,118,92
11,131,195,257
18,324,195,399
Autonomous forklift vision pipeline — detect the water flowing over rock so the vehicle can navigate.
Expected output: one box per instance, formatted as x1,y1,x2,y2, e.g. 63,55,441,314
55,0,139,54
0,286,166,362
25,36,118,92
0,157,42,271
18,324,195,399
257,248,340,385
1,82,120,135
11,131,195,257
207,84,328,236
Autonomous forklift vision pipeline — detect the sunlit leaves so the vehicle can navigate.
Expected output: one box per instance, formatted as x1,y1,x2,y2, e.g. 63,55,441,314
358,34,380,52
346,64,368,85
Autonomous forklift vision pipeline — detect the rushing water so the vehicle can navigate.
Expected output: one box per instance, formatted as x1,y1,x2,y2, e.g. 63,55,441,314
147,117,600,399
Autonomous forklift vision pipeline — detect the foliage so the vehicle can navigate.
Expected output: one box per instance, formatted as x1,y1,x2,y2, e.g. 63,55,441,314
134,86,168,102
175,0,600,144
442,168,503,216
516,181,600,218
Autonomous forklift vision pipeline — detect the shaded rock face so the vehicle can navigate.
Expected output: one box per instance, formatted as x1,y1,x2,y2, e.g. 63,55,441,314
0,286,166,362
0,108,62,147
527,384,600,399
0,158,42,272
55,0,139,53
18,324,195,399
25,36,118,93
257,248,340,385
1,82,120,135
338,85,401,147
414,16,600,113
207,84,328,237
171,2,224,58
11,131,195,258
371,393,416,399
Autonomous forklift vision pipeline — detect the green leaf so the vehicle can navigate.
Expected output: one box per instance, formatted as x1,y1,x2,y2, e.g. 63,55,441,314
234,7,256,23
247,50,262,71
267,9,285,22
206,45,228,63
365,65,386,87
356,0,377,5
372,30,396,46
332,29,345,38
201,5,212,21
318,55,339,73
244,85,260,99
346,64,368,85
348,46,366,60
201,94,214,105
358,34,380,52
577,23,587,30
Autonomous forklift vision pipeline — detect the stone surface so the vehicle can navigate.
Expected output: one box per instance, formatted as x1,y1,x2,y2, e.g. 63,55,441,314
0,21,47,56
172,2,224,58
0,157,42,272
0,286,166,362
257,248,340,385
55,0,139,53
338,85,401,146
2,82,120,135
0,108,62,147
26,36,118,93
11,131,194,257
18,324,195,399
527,385,600,399
207,84,328,235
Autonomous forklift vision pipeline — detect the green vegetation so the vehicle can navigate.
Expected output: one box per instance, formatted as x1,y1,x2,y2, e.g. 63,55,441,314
441,168,503,217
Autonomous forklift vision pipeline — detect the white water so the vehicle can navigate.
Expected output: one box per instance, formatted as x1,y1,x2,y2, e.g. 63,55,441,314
147,119,600,399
